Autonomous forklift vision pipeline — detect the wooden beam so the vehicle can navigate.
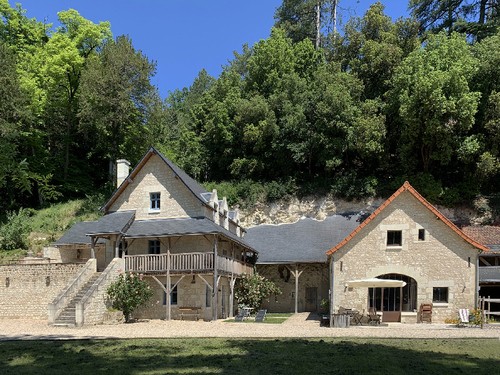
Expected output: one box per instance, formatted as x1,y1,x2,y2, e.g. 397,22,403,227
290,264,303,314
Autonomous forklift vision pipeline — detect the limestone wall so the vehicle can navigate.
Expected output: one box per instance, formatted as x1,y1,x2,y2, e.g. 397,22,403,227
109,153,203,219
332,191,479,323
0,263,84,319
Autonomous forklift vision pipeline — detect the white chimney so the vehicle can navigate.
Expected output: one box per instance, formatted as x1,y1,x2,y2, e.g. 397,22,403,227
116,159,130,187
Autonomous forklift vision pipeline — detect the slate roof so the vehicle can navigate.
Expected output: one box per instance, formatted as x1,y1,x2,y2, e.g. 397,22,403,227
53,222,105,245
126,217,255,251
462,226,500,253
326,181,489,255
86,210,136,235
245,214,364,264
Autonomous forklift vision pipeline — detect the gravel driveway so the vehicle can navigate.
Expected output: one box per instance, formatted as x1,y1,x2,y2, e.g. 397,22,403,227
1,313,499,340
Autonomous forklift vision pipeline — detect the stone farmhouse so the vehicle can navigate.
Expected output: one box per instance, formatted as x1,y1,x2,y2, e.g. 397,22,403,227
326,182,489,323
0,147,497,325
49,147,257,325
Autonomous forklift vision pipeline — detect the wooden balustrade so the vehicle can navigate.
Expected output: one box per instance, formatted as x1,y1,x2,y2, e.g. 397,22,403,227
125,252,253,275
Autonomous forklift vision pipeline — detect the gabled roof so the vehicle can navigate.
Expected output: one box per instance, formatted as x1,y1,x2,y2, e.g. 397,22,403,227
326,181,489,255
245,214,364,264
103,147,209,213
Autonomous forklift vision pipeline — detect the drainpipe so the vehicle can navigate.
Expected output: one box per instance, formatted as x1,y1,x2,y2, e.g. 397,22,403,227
329,255,335,328
475,255,480,308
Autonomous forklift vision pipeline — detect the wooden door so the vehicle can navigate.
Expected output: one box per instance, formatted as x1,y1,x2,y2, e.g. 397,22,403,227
305,287,317,312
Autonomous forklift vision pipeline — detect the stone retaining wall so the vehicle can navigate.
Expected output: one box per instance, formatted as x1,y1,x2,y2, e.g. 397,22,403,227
0,263,84,319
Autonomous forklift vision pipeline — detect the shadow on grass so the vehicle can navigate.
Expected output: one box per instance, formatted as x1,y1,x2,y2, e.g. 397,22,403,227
0,338,499,374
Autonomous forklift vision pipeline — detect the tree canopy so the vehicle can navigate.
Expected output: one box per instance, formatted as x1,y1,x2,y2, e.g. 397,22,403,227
0,0,499,216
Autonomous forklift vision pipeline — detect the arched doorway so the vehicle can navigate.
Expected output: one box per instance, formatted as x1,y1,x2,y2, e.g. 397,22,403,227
368,274,417,313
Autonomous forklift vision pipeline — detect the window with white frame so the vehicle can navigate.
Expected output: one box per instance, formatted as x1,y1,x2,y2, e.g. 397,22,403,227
148,240,161,254
150,192,161,210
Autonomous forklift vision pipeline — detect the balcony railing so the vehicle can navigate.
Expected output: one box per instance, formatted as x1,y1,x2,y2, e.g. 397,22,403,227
124,252,253,276
479,266,500,282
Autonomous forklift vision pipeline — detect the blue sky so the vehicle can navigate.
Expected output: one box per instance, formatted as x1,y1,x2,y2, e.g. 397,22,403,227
11,1,409,99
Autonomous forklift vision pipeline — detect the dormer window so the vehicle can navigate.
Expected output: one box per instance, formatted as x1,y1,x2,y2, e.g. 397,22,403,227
150,192,161,211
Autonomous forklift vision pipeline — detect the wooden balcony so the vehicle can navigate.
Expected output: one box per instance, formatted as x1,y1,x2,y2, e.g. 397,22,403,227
124,252,253,276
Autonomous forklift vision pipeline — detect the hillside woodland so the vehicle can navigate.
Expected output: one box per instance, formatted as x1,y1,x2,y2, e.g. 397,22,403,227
0,1,499,254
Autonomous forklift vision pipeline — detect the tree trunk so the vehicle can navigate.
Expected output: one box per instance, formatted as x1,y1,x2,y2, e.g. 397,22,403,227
315,2,321,49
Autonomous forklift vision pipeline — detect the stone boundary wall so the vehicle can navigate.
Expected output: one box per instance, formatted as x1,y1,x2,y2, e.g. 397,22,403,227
0,263,84,319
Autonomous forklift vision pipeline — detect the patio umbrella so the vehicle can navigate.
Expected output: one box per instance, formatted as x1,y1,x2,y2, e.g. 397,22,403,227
346,278,407,311
346,278,407,288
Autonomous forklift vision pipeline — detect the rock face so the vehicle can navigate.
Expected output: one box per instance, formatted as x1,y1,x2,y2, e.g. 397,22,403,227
239,195,496,228
239,196,384,227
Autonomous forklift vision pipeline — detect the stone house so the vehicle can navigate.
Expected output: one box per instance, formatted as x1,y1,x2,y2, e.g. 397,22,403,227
326,182,489,323
50,147,257,325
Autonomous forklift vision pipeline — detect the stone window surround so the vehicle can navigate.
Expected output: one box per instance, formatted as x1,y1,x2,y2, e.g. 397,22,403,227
380,224,409,251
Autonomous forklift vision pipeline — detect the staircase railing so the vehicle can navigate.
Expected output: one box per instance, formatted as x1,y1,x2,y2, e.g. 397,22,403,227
75,257,124,326
48,258,97,324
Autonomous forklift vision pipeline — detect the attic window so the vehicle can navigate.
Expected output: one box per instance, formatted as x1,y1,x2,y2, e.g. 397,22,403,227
387,230,402,246
150,192,161,210
418,229,425,241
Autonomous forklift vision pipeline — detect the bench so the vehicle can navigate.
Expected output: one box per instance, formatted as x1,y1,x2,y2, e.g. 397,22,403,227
178,307,200,321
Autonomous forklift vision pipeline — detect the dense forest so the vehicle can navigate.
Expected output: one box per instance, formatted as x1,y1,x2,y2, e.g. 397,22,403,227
1,0,499,216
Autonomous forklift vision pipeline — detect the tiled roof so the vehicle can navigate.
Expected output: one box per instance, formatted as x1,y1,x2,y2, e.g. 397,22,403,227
462,226,500,245
326,181,490,255
246,214,364,263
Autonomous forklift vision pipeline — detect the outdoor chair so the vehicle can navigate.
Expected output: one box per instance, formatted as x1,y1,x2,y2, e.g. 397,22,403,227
255,309,267,322
367,308,381,325
457,308,469,327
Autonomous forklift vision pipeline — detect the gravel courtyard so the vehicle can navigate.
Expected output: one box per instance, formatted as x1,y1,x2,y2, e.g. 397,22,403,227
1,313,500,340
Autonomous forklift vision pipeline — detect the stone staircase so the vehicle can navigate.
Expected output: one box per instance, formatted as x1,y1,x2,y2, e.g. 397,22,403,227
53,273,101,327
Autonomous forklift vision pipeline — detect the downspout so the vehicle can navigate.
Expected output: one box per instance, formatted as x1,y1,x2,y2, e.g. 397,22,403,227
475,255,480,308
329,255,334,327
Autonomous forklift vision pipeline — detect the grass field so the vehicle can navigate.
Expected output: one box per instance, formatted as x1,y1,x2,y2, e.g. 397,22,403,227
0,338,499,374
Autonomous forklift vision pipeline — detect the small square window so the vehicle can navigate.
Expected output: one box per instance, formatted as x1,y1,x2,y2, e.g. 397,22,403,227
387,230,402,246
148,240,161,254
418,229,425,241
433,287,448,303
150,192,161,210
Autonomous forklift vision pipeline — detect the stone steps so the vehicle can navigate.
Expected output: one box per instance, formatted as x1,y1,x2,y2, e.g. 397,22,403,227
53,273,101,326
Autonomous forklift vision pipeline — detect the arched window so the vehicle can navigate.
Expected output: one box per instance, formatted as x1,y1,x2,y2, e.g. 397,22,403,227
369,274,417,312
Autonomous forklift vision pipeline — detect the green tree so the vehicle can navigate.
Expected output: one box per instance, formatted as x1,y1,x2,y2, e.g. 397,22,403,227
78,35,157,183
389,32,480,176
106,272,153,322
234,273,281,311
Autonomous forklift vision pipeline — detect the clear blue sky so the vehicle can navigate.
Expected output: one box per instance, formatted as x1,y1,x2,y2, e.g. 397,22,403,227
11,1,409,99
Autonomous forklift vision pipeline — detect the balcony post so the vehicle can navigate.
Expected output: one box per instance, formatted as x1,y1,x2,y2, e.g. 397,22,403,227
166,249,171,321
213,235,219,321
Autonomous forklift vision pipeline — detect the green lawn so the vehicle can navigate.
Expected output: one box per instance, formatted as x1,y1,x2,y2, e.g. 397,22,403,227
0,338,499,374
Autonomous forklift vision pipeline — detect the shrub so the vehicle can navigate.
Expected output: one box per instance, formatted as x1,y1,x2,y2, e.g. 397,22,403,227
234,273,281,311
106,272,153,322
0,208,33,251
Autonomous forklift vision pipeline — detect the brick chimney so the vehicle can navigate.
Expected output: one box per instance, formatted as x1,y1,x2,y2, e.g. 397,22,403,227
116,159,130,187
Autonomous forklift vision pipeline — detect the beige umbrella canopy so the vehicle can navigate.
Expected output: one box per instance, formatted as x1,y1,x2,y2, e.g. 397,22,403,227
346,278,407,288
